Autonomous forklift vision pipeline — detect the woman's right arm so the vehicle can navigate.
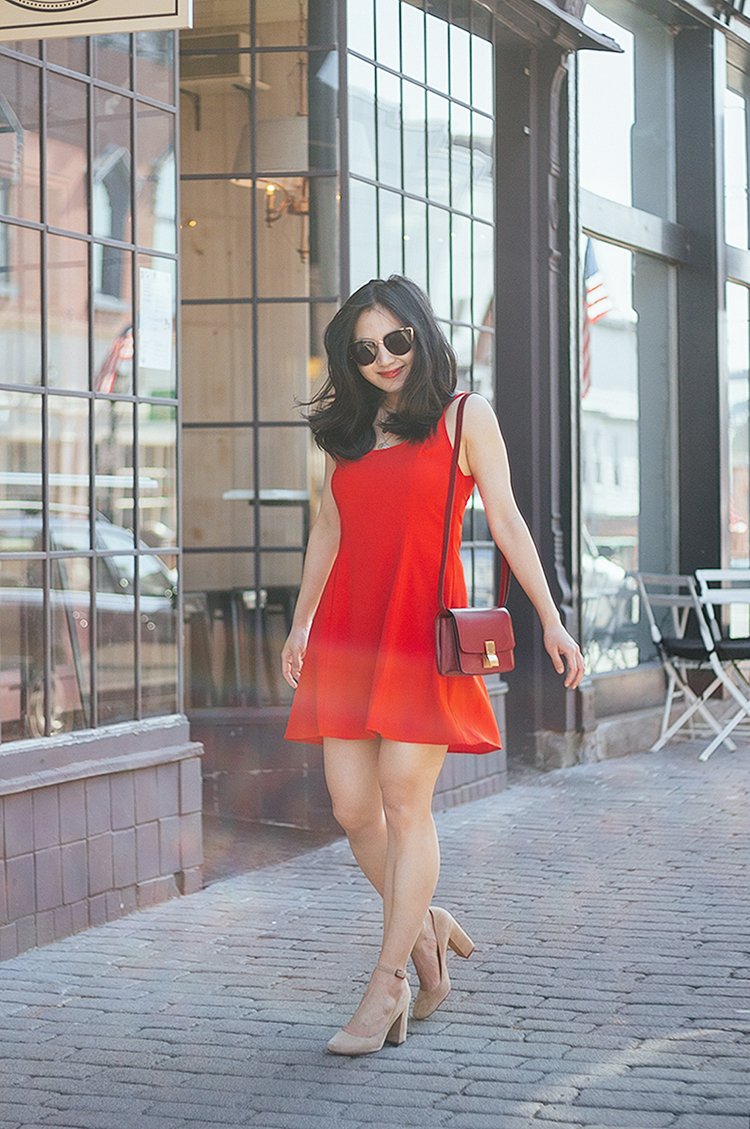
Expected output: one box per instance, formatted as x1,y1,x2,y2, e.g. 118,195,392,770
281,452,340,688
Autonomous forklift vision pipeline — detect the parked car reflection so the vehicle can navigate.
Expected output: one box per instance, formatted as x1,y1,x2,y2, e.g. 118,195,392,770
0,504,177,739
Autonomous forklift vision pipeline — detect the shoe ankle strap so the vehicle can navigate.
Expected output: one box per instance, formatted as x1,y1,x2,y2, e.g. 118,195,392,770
376,962,408,979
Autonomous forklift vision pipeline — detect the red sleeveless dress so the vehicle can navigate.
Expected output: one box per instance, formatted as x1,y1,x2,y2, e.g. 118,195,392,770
284,400,502,754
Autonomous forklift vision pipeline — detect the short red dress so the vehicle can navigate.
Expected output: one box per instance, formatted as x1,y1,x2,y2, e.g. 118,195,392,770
284,399,501,754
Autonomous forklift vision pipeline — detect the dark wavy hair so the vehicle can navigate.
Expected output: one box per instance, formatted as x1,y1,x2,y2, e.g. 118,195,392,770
305,275,457,460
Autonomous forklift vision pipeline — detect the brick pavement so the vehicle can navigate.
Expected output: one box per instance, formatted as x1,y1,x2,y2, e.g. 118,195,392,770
0,743,748,1129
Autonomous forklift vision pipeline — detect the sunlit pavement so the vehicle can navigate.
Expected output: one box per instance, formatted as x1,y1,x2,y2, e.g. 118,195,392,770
0,743,748,1129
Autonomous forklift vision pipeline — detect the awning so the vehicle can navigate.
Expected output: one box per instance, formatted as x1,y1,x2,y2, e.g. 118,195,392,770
479,0,623,53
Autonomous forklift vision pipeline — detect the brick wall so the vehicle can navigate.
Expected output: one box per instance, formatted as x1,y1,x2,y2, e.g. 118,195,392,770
0,718,204,961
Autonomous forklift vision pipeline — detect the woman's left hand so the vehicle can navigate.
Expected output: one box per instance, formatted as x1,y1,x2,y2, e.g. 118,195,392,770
543,623,585,689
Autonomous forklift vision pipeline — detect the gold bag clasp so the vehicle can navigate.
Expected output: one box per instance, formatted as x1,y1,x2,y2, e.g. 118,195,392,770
483,640,500,670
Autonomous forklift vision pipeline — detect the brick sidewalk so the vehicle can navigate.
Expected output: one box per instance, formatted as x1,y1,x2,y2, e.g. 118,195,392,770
0,744,748,1129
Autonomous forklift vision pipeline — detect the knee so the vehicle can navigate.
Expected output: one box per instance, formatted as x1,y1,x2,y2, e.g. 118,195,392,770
330,796,382,837
380,785,431,835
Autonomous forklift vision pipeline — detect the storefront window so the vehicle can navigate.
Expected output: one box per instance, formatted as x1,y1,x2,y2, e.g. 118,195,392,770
180,0,337,709
0,38,178,742
727,282,750,567
579,3,674,219
726,69,749,250
346,0,496,606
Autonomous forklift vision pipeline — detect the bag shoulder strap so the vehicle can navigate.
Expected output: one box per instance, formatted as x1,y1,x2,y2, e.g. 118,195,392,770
437,392,511,613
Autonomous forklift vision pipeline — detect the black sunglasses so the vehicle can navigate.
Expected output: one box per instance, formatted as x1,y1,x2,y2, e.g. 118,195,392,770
347,326,415,367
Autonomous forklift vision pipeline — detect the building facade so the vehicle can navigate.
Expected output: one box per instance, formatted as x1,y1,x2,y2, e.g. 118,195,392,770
0,0,749,957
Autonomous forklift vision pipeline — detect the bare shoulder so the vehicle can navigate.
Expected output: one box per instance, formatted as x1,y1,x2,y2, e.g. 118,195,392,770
460,393,502,442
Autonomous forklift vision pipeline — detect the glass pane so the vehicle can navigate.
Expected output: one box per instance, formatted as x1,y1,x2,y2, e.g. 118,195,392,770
140,553,178,718
348,55,376,179
472,112,493,222
256,0,308,48
401,2,425,83
377,68,401,189
138,401,177,548
259,427,309,549
402,79,426,197
94,399,134,533
0,389,42,543
725,84,748,250
47,235,88,391
182,550,256,709
50,556,92,734
425,7,449,94
309,48,339,173
260,550,303,706
96,552,136,725
0,57,40,223
48,395,90,533
378,187,403,278
0,557,44,742
92,33,132,88
451,211,471,323
452,323,473,383
183,303,254,424
347,0,374,57
135,31,175,104
93,89,132,244
426,91,450,207
579,6,634,207
46,73,87,232
471,30,493,116
256,174,316,298
183,428,255,550
309,175,339,297
450,102,472,214
46,37,87,74
349,176,378,292
403,195,427,292
580,238,643,673
137,255,176,397
180,178,252,300
727,282,750,567
428,205,450,319
450,21,471,104
93,275,133,395
257,303,310,420
0,223,41,385
474,325,493,402
94,242,132,318
472,221,493,326
179,72,247,177
136,104,176,254
375,0,400,71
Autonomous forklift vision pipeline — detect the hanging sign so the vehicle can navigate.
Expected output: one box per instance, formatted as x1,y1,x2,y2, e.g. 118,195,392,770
0,0,192,42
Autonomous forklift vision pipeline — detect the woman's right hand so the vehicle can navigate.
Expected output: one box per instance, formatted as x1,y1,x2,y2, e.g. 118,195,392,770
281,624,310,689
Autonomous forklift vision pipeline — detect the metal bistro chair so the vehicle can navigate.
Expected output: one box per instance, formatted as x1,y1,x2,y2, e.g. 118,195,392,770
693,568,750,762
635,573,737,754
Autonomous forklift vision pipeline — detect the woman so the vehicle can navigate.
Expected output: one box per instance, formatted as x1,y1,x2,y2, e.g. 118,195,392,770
282,275,584,1056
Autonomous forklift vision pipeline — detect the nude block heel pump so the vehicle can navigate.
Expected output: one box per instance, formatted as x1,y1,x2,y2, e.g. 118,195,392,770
412,906,474,1020
326,964,411,1056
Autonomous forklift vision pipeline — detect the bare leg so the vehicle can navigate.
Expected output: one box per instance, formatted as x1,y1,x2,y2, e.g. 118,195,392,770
338,740,447,1037
323,737,444,993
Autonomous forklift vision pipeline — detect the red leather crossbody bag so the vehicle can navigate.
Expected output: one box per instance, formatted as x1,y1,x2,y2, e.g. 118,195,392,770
435,393,516,677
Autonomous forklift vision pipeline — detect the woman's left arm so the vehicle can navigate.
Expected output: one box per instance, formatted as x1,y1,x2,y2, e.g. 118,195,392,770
462,395,585,690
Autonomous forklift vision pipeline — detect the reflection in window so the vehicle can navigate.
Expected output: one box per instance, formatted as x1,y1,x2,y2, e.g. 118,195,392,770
0,42,178,740
725,77,749,249
727,282,750,567
580,238,639,671
579,7,634,206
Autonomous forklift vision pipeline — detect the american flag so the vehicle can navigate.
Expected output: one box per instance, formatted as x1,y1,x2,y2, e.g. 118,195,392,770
581,239,613,398
94,324,134,393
